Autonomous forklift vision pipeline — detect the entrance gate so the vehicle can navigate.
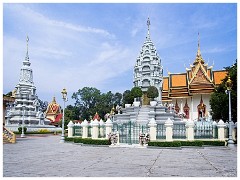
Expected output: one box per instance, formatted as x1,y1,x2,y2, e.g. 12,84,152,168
113,121,148,144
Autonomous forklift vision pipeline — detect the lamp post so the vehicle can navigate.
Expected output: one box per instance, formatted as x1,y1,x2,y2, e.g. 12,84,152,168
60,88,67,143
226,76,234,145
21,105,26,138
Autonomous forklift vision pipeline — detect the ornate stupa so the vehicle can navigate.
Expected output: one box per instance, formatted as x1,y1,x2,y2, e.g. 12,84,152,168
45,97,62,126
5,37,51,127
133,17,163,105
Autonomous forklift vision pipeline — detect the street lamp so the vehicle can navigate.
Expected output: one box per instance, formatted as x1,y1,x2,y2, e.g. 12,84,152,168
21,105,26,138
60,88,67,143
225,75,234,145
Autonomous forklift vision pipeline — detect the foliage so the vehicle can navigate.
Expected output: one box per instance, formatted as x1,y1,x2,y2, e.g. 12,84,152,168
122,90,134,104
202,140,226,146
148,141,181,147
38,129,51,133
18,127,27,133
148,140,226,147
73,138,110,145
130,87,143,99
72,87,122,120
210,60,237,122
146,86,159,100
65,137,75,142
180,140,203,147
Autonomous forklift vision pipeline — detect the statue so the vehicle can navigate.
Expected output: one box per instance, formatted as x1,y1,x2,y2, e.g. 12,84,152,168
139,132,150,146
108,132,118,145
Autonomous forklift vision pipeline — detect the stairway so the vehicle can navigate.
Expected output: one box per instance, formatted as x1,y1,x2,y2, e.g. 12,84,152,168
3,127,16,144
136,106,150,124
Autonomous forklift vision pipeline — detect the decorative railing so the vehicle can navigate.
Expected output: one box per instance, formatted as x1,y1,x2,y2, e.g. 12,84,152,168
3,127,16,143
173,122,186,139
156,123,166,139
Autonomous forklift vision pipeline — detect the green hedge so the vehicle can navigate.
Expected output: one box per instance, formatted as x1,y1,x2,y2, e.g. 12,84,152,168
148,141,181,147
148,140,226,147
180,140,203,147
73,138,111,145
65,137,75,142
202,140,226,146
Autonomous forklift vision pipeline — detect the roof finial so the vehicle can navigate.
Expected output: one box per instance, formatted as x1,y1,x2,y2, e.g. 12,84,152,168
146,17,151,40
25,35,29,61
197,32,201,57
147,17,150,32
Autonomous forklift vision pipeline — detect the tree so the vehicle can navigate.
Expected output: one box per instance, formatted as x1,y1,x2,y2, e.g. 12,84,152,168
112,92,122,106
146,86,159,100
210,60,237,122
72,87,116,120
122,90,134,105
130,87,143,101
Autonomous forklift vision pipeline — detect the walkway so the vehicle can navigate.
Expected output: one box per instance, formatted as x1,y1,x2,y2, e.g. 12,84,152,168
3,135,237,177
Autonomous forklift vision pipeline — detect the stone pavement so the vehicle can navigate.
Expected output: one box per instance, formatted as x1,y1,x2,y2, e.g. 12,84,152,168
3,135,237,177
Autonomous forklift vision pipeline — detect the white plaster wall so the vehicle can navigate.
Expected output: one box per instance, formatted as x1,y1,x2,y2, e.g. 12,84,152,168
171,94,211,120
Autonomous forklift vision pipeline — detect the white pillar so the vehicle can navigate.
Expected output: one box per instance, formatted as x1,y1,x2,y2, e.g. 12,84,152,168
99,119,105,138
105,118,113,139
81,119,89,139
191,96,193,120
217,120,226,141
67,121,74,137
92,119,99,139
185,120,194,141
212,121,217,139
165,118,173,142
148,118,157,141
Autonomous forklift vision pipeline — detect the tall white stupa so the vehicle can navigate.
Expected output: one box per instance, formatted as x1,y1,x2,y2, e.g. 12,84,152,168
5,37,57,131
133,17,163,105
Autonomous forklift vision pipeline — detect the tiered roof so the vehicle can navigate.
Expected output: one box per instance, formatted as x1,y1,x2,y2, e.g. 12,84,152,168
162,34,227,101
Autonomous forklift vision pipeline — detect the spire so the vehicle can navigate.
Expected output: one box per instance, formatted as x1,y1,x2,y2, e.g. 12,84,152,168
193,32,204,65
146,17,151,40
23,35,31,66
197,32,201,57
52,96,56,104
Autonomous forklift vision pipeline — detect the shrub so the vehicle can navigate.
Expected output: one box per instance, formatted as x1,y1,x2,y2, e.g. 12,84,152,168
38,129,51,133
18,127,27,133
122,90,134,104
148,141,181,147
73,138,110,145
130,87,143,99
146,86,159,100
65,137,75,142
202,140,226,146
180,141,203,147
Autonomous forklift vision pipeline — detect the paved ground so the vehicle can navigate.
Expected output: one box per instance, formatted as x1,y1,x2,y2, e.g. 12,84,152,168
3,135,237,177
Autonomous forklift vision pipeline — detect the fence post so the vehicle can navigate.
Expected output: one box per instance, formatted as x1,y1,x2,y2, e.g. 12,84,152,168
148,118,157,141
165,118,173,142
81,119,89,138
217,119,226,141
212,121,217,139
105,118,113,139
92,119,99,139
185,120,194,141
67,121,74,137
232,122,237,142
99,119,105,138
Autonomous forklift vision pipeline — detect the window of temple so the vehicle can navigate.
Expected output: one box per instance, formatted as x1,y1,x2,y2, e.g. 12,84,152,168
197,96,206,120
175,100,180,113
183,99,190,119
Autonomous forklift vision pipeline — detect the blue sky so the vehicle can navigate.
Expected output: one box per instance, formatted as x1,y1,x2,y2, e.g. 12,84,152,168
2,2,237,106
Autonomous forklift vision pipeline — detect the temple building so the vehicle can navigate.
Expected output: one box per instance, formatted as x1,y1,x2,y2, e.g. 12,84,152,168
133,17,163,105
45,97,62,126
5,37,60,132
162,34,227,120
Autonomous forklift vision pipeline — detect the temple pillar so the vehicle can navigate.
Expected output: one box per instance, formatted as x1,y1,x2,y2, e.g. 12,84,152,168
165,118,173,142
